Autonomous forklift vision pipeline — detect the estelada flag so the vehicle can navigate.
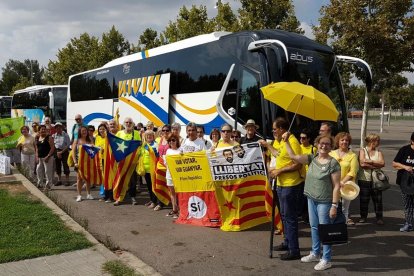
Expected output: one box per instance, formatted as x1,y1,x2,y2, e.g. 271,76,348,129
78,144,102,185
166,151,221,227
214,175,269,231
103,132,141,202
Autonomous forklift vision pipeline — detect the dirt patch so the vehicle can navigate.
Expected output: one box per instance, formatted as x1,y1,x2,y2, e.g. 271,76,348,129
0,183,38,200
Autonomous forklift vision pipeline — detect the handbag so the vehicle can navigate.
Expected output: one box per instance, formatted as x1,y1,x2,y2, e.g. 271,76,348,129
400,170,414,195
136,147,146,176
371,169,391,191
318,202,348,245
364,148,390,191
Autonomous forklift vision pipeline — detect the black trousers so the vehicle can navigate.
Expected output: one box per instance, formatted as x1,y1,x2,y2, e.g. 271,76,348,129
145,173,162,205
128,171,138,198
54,150,70,175
358,180,383,219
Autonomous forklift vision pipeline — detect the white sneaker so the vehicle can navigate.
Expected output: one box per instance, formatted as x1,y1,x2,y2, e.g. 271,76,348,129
86,194,94,200
76,195,82,202
301,253,319,263
314,260,332,271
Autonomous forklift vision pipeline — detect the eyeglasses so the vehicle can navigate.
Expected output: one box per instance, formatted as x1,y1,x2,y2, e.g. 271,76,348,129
221,130,231,133
162,129,170,132
75,118,81,121
300,136,308,140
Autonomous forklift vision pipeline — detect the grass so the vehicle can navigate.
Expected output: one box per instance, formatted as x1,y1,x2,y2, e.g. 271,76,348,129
0,188,92,263
102,260,141,276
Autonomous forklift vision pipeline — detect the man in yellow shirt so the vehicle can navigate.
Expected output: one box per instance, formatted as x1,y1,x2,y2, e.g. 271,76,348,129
261,117,303,260
114,117,142,206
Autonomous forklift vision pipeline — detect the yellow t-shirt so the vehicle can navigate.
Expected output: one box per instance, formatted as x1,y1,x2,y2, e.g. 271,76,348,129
329,149,359,180
216,140,238,149
116,130,141,141
95,135,106,163
274,135,303,187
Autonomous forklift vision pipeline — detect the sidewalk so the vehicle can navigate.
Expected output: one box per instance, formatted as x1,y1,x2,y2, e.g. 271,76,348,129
0,168,160,276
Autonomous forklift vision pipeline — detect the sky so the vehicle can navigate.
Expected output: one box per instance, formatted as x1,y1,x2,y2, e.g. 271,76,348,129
0,0,329,69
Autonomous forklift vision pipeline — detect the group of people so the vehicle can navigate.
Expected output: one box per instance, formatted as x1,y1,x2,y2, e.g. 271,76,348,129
11,114,414,271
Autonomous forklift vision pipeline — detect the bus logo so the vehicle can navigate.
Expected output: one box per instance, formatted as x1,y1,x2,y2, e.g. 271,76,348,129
290,52,313,63
123,64,130,74
118,74,162,97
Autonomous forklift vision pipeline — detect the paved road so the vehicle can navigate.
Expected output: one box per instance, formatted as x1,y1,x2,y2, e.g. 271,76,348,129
40,119,414,275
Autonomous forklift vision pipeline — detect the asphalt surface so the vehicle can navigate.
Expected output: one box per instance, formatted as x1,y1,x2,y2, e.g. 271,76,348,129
42,119,414,275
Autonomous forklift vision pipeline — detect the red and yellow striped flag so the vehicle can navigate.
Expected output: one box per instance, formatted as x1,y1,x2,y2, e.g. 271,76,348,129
214,175,269,231
78,144,103,185
153,157,171,206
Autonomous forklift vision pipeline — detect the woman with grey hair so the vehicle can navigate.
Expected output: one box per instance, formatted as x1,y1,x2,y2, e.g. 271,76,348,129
171,122,184,144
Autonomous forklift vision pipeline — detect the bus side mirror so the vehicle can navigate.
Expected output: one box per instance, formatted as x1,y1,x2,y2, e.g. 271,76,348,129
48,92,54,109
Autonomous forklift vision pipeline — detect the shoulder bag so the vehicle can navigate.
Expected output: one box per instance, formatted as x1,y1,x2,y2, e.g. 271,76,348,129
400,170,414,195
365,148,390,191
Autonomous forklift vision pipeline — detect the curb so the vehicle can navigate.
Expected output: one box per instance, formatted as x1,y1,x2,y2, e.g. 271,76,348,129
9,167,161,276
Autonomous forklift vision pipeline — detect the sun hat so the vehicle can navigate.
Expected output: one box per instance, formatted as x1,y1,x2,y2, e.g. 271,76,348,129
54,122,63,127
243,119,259,129
340,181,360,201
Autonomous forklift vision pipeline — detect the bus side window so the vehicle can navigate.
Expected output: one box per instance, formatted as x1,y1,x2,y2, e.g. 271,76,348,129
238,68,261,128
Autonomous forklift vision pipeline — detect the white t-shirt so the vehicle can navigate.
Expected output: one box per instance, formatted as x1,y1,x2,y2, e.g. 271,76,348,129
180,138,206,153
164,148,181,186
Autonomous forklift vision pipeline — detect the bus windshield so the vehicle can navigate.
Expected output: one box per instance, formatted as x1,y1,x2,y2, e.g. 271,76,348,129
12,88,50,109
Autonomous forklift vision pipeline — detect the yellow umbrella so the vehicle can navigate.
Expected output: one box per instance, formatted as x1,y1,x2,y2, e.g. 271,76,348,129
260,81,339,122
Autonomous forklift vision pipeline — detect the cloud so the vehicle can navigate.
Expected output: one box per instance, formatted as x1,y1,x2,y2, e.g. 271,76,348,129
300,22,315,40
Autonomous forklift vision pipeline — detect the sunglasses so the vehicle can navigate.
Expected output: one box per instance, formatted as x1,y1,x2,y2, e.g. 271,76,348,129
75,118,82,121
221,130,231,133
300,136,308,139
162,129,170,132
169,139,177,142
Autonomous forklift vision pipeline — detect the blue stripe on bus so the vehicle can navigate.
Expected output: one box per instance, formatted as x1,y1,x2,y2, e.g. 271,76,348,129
83,113,113,125
169,105,226,134
140,51,146,59
134,93,168,123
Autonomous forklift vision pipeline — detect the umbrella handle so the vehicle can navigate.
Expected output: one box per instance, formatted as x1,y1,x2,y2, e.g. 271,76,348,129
287,95,304,132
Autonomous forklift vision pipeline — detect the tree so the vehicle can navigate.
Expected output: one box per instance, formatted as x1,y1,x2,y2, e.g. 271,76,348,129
314,0,414,144
238,0,303,33
132,28,163,52
0,59,43,95
163,5,215,43
213,1,240,32
314,0,414,91
97,26,130,65
45,27,130,84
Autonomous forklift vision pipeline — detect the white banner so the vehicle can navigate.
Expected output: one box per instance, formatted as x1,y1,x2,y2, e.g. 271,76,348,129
207,142,266,181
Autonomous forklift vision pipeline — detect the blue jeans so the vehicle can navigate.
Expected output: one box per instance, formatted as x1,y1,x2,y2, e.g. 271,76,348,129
277,185,301,255
307,198,332,261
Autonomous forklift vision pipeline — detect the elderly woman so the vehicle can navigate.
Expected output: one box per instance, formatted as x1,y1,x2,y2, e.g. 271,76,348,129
358,133,385,225
171,122,184,144
392,131,414,232
35,125,55,191
141,130,161,209
283,133,340,271
209,128,220,149
329,132,359,226
17,126,36,180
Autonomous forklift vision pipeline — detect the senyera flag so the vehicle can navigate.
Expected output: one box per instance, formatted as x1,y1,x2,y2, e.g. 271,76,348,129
78,144,102,185
103,132,141,202
153,155,171,206
166,151,221,227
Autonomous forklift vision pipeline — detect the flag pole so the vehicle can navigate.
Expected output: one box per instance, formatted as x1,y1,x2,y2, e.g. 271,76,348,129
269,178,276,258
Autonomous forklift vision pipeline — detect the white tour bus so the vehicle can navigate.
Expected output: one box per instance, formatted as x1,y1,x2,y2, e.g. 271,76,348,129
67,30,372,139
12,85,68,125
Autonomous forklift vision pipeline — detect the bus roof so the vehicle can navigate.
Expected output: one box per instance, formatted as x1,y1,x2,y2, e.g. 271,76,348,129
103,31,231,68
13,85,68,94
